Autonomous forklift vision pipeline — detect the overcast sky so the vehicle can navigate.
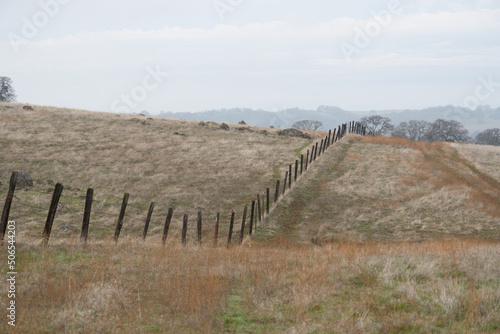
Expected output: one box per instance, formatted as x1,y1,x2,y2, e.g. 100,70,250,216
1,0,499,114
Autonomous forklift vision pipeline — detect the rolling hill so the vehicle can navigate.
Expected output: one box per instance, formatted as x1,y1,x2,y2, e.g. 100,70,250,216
1,102,499,333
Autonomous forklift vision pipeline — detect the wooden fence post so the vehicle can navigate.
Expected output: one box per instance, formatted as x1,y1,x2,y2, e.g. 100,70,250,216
283,172,288,195
266,188,270,214
249,200,255,235
314,142,318,161
227,210,235,247
328,130,332,147
274,180,280,204
113,193,129,244
142,202,155,241
288,165,292,188
197,210,202,245
182,214,188,246
332,129,337,143
239,205,248,244
162,206,174,245
0,171,18,241
80,188,93,245
318,139,323,157
42,183,64,246
256,194,262,223
214,212,220,246
300,154,304,175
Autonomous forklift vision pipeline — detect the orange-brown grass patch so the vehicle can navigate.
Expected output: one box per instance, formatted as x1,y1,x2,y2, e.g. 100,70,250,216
2,238,498,333
363,136,500,218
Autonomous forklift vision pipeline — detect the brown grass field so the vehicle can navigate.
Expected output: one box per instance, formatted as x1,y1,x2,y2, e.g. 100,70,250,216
0,102,499,333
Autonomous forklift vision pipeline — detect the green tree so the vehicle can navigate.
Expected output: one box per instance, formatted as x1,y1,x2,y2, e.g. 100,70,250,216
360,115,394,136
392,120,431,141
0,76,16,102
423,119,470,143
292,120,323,131
475,128,500,146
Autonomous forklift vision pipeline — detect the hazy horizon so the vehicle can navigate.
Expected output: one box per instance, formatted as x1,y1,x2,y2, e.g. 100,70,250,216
2,0,499,114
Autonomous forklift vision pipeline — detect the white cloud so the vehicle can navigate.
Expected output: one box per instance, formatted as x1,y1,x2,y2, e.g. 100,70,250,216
2,4,499,112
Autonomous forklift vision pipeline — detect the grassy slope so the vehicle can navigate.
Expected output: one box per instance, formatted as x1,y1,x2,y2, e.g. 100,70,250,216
0,102,311,241
1,103,499,333
262,135,500,243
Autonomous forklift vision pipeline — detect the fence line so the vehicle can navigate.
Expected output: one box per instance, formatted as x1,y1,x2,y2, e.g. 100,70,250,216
0,121,366,247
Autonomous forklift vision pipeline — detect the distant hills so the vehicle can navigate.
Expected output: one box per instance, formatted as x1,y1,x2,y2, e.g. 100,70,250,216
139,105,500,137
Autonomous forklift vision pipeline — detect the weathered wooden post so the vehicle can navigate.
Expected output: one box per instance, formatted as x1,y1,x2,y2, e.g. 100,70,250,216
332,129,337,143
0,171,18,241
314,142,318,161
266,188,270,214
142,202,155,241
288,165,292,188
162,206,174,245
227,210,235,247
249,200,255,235
42,183,64,246
328,130,332,147
182,214,188,246
197,210,202,246
80,188,93,245
239,205,248,244
318,139,323,157
283,172,288,195
274,180,280,203
214,212,220,246
257,194,262,223
113,193,129,244
310,145,314,164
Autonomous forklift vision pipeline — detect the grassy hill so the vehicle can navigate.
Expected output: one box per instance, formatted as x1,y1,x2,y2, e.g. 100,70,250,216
0,102,313,241
1,103,499,333
262,135,500,243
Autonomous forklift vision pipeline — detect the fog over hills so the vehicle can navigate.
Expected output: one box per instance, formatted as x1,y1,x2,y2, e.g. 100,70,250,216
145,105,500,137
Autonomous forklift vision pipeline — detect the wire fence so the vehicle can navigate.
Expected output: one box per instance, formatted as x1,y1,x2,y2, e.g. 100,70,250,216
0,121,366,247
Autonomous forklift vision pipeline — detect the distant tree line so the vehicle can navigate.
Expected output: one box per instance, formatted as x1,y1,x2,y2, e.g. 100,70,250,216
358,115,500,146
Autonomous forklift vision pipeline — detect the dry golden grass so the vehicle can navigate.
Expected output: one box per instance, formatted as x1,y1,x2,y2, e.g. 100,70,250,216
265,135,500,243
2,103,500,333
0,102,314,242
0,238,498,333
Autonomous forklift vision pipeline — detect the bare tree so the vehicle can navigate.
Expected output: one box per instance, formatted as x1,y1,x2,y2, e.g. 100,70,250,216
475,128,500,146
0,76,16,102
392,120,432,141
423,119,470,143
360,115,394,136
292,120,323,131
